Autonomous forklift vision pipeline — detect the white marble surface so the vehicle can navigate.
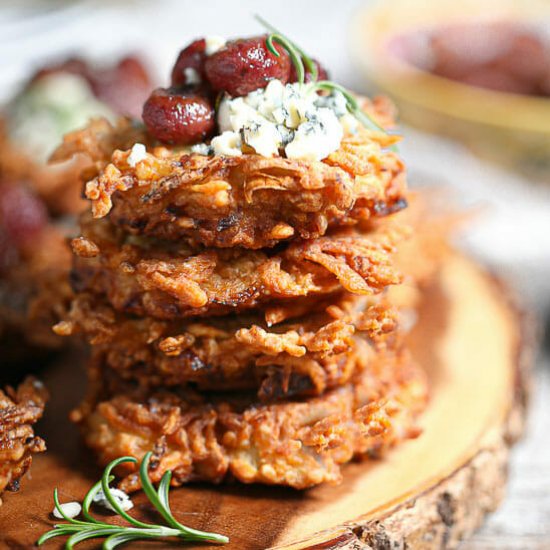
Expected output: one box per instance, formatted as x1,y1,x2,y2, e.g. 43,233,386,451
1,1,549,547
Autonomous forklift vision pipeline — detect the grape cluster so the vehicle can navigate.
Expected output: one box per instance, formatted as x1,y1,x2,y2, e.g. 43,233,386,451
143,34,328,145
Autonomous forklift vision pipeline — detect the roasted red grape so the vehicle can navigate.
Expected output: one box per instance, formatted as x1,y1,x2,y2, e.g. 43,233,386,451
204,35,291,96
171,39,207,87
0,183,47,270
90,56,152,119
142,86,215,144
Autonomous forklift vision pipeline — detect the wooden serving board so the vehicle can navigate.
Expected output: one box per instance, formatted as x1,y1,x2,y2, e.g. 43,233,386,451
0,254,533,549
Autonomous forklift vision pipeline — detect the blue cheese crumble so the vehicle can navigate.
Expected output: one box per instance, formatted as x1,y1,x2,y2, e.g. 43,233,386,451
208,79,356,161
53,501,82,519
127,143,147,167
92,487,134,513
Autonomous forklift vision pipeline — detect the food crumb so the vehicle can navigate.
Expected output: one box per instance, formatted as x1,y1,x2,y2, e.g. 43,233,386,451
127,143,147,167
53,501,82,519
93,487,134,512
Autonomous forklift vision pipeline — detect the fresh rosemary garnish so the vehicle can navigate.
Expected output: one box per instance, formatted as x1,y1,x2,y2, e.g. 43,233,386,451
314,80,387,134
37,452,229,549
256,15,393,139
266,33,306,84
258,15,318,83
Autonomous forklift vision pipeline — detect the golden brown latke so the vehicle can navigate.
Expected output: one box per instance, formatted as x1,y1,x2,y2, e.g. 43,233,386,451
0,225,73,364
55,292,397,400
0,377,47,504
70,213,403,320
72,348,426,491
53,116,405,249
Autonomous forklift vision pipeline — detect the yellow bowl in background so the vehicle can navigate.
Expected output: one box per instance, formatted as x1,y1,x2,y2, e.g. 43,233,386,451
350,0,550,181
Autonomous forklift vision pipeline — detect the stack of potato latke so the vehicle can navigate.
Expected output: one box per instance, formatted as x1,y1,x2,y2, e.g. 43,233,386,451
54,109,429,490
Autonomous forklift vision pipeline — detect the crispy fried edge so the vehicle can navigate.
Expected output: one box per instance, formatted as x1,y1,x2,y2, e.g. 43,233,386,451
72,348,427,490
55,291,399,399
0,377,48,502
70,214,404,320
51,106,405,248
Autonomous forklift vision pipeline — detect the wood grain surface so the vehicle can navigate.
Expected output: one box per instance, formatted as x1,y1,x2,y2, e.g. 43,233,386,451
0,254,531,549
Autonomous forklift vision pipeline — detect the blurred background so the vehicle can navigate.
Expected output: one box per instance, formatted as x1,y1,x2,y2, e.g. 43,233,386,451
2,0,549,309
0,0,549,547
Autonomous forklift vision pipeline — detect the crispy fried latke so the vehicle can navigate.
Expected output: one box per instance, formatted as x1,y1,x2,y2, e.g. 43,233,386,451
0,226,73,360
52,115,406,249
55,292,398,400
0,377,48,504
70,213,403,320
72,348,426,490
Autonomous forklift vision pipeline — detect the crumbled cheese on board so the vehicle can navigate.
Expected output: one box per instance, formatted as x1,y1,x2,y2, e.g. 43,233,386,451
53,502,82,519
92,487,134,512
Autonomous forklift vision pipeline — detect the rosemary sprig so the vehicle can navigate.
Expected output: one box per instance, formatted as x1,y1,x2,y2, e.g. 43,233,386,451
256,14,397,146
37,452,229,549
256,15,318,82
266,33,305,84
313,80,387,134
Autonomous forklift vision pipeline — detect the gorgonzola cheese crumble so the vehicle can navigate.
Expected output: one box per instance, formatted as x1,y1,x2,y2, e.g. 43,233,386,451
92,487,134,512
53,501,82,519
127,143,147,167
206,79,357,161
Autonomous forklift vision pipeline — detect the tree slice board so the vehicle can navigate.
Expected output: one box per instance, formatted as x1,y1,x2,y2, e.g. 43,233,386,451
0,253,533,549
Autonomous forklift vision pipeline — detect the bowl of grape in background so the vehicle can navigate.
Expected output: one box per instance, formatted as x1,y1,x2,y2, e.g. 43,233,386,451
350,0,550,182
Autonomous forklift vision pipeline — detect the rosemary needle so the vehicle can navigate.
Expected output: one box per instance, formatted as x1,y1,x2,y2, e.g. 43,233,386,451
37,452,229,549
